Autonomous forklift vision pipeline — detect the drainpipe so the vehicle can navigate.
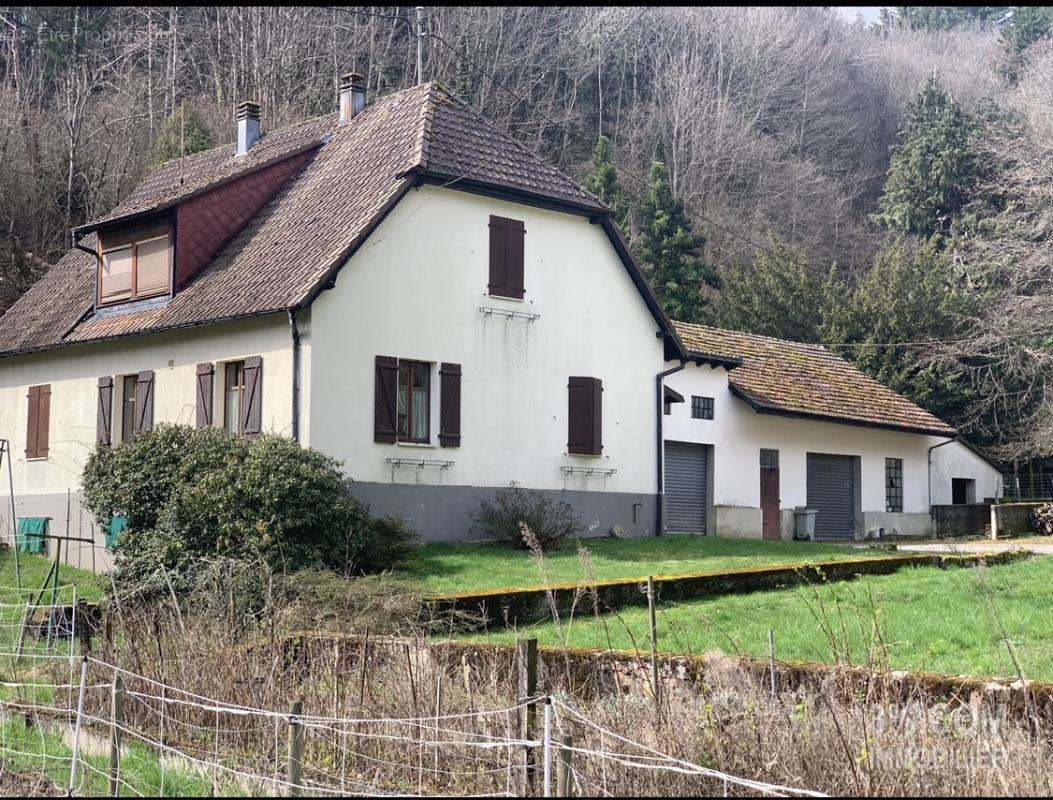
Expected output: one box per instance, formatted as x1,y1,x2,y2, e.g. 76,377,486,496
655,362,686,537
288,308,301,443
927,435,957,510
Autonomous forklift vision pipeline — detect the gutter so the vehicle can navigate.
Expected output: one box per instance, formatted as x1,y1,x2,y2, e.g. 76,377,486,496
288,308,302,443
927,436,958,510
655,362,687,537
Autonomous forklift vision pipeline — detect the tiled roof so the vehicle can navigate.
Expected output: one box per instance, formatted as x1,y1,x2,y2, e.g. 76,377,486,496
674,321,957,436
0,83,609,356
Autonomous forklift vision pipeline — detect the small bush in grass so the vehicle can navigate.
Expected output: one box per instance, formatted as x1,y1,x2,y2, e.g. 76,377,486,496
470,486,581,551
82,424,417,596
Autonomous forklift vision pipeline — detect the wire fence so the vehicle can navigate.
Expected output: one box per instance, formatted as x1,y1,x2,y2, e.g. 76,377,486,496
0,596,826,797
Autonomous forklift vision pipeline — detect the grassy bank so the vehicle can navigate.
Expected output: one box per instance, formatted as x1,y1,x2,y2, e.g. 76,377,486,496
406,534,874,595
460,557,1053,681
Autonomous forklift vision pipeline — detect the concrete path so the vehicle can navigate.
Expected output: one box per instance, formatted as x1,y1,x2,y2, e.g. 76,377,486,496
894,539,1053,556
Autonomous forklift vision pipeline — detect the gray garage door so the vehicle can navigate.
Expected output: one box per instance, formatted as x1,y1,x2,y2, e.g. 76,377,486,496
664,442,708,533
806,453,857,539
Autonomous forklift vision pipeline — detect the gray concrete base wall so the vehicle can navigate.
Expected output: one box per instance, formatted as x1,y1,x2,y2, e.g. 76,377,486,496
713,505,763,539
863,511,932,539
349,482,658,543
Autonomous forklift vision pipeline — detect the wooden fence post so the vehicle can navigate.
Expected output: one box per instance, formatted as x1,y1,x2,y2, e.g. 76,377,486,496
288,699,303,797
556,734,573,797
517,637,538,797
108,674,124,797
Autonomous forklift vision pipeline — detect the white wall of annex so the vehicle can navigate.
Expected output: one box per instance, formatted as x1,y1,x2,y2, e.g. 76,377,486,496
663,363,983,515
308,184,665,494
930,441,1002,505
0,315,294,501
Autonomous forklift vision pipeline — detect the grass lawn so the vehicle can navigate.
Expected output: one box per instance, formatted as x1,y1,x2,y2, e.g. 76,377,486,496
0,548,106,604
405,534,889,595
460,557,1053,681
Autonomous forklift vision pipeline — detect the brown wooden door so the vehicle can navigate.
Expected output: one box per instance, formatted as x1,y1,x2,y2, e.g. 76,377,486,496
760,449,780,540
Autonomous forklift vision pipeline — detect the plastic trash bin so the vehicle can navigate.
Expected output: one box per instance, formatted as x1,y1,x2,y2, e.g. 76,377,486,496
794,507,817,540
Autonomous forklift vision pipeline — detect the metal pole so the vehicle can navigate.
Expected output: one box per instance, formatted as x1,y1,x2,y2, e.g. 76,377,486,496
415,7,424,84
516,637,538,796
647,576,659,705
68,656,89,794
2,440,20,592
542,699,552,798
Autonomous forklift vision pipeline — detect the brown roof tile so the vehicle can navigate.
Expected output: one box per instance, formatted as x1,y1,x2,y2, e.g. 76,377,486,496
674,321,956,436
0,82,610,357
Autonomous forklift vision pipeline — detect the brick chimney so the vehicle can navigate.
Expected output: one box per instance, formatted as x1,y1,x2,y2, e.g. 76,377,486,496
339,73,366,125
236,100,261,156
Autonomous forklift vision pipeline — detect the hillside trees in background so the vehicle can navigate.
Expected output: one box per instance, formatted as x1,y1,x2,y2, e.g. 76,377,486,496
638,160,718,323
583,135,630,233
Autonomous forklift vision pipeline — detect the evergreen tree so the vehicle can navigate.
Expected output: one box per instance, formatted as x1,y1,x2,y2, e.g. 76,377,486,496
149,101,215,168
638,160,719,323
894,6,1008,32
999,6,1053,85
877,75,979,239
821,238,979,428
714,240,834,345
583,135,630,232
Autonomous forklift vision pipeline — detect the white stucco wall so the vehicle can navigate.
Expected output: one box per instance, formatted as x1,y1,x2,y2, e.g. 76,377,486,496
308,185,665,497
929,440,1002,505
0,315,295,563
663,362,988,537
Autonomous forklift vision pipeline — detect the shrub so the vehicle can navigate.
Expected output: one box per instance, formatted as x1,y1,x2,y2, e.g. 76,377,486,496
470,487,581,551
81,424,418,594
1030,502,1053,536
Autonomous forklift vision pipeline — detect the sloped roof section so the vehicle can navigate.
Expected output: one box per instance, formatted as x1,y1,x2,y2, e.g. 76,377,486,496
0,82,655,358
674,321,957,437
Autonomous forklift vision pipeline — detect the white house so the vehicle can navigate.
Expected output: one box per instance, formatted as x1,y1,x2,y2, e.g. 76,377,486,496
0,76,1001,566
660,323,1002,540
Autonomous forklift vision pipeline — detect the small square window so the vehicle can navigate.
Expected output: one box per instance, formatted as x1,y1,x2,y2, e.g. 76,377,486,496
691,396,714,420
885,457,903,513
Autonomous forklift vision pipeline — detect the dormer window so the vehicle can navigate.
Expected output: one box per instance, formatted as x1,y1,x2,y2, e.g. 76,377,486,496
98,224,172,306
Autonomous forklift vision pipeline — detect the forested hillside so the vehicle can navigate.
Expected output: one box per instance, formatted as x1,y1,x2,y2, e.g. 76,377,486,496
0,6,1049,456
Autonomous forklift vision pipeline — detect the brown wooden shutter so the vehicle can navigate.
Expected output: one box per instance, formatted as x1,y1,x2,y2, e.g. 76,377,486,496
25,385,50,459
196,363,214,428
488,215,507,297
374,356,398,443
568,377,602,456
439,362,462,448
97,377,113,446
134,370,154,435
242,356,263,437
488,215,526,299
505,218,525,299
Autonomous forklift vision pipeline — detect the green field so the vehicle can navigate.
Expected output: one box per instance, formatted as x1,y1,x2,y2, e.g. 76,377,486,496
460,557,1053,681
405,534,877,595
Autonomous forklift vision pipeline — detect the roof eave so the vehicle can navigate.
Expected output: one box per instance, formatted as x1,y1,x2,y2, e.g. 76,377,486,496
728,384,958,439
686,348,743,371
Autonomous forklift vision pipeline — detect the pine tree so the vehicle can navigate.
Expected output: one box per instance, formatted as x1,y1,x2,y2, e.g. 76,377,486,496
999,6,1053,85
149,101,215,168
583,136,630,232
894,6,1008,31
877,75,979,239
638,160,719,323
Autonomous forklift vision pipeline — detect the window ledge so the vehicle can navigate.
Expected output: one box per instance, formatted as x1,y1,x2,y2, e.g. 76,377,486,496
95,294,171,318
396,440,437,449
24,457,48,463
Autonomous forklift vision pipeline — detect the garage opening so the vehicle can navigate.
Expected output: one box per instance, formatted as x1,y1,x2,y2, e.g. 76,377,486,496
806,453,858,540
951,478,976,505
664,441,710,533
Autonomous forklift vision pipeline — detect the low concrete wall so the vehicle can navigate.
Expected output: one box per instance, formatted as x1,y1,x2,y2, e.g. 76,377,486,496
991,502,1044,538
863,511,931,538
425,550,1028,629
714,505,762,538
932,503,991,538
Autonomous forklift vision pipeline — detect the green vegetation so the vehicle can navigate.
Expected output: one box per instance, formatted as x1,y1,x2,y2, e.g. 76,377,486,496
405,534,873,596
583,135,630,232
81,425,417,598
638,160,720,323
149,100,214,168
0,549,104,603
462,557,1053,681
0,715,216,796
